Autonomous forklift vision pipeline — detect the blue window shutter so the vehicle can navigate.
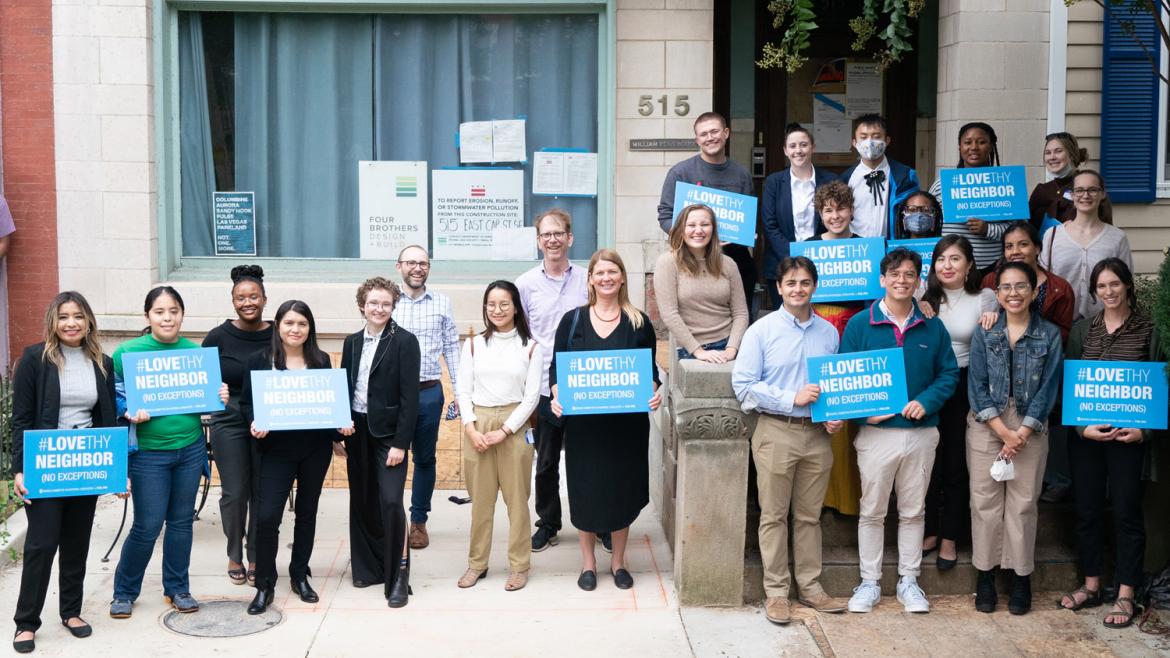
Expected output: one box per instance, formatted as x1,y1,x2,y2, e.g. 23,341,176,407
1100,9,1161,202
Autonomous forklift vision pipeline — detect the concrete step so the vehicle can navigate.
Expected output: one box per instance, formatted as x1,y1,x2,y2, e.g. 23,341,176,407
743,543,1079,603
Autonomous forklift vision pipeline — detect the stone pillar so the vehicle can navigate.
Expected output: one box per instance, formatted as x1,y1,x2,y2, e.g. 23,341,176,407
936,0,1050,188
667,357,754,606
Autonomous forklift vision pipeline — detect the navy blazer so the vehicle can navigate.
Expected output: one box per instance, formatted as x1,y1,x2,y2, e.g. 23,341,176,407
760,167,838,281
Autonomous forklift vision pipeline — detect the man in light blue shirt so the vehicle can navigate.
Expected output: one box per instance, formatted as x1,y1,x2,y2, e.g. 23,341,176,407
732,256,845,625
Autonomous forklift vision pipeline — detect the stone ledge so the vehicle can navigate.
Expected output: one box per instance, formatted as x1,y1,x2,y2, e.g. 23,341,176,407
672,357,737,400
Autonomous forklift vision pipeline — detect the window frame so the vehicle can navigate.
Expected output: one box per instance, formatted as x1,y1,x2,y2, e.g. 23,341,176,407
155,0,615,282
1158,7,1170,197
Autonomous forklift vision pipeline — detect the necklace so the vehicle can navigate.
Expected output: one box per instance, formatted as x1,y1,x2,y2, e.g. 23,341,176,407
592,306,620,322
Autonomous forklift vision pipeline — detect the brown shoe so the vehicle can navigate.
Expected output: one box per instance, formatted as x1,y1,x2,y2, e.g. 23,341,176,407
504,570,529,591
457,568,487,588
764,596,791,625
409,522,429,550
799,590,848,613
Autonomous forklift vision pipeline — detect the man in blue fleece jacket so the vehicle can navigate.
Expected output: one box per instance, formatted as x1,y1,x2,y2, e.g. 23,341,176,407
840,248,958,615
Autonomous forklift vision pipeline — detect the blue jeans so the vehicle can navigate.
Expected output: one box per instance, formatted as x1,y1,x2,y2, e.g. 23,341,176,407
409,385,444,524
676,337,729,360
113,440,205,600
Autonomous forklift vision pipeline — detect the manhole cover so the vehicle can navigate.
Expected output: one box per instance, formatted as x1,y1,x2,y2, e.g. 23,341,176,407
162,600,282,637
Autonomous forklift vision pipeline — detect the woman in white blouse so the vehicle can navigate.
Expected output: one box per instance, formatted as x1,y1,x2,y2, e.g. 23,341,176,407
456,280,543,592
1043,170,1133,321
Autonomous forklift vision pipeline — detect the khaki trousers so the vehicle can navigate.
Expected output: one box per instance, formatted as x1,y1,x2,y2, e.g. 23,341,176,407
464,404,535,572
751,415,833,599
966,401,1047,575
855,425,939,581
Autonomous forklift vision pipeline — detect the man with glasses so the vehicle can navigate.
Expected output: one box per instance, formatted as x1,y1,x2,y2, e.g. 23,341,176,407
393,245,460,550
840,249,958,615
516,209,588,552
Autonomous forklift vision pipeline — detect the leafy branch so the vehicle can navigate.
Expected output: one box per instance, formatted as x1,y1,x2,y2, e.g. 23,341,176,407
1071,0,1170,85
757,0,926,72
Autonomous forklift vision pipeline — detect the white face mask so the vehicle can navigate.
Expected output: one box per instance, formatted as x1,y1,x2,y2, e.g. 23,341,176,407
856,138,887,161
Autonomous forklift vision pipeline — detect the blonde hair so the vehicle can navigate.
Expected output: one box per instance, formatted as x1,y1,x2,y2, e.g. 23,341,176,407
587,249,644,330
669,205,723,278
42,291,107,376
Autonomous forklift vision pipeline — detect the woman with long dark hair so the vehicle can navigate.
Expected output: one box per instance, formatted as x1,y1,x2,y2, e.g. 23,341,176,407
11,292,119,653
455,281,543,591
240,300,354,614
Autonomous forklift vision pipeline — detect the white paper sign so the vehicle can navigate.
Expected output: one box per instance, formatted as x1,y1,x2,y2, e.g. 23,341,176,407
531,151,598,197
846,62,883,118
459,120,527,164
459,122,494,164
432,169,525,260
491,120,527,163
813,93,851,153
532,152,565,195
491,226,537,261
357,161,429,260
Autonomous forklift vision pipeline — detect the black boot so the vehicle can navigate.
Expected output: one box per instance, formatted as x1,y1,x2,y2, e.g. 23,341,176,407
1008,572,1032,615
292,577,319,603
975,569,997,613
387,556,411,608
248,585,275,615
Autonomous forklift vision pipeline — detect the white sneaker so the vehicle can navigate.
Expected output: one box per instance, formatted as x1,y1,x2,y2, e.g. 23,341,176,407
847,581,881,613
896,576,930,613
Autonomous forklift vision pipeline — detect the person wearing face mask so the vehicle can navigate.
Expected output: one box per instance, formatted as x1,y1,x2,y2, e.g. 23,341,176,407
893,192,942,240
1028,132,1112,230
929,122,1007,273
761,123,838,309
840,114,920,240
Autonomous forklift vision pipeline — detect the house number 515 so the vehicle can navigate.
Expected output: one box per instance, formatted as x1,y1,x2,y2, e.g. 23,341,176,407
637,94,690,117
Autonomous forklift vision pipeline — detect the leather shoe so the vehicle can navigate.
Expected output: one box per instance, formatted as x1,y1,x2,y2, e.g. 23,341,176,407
409,522,430,550
578,570,597,591
352,579,377,589
248,587,275,615
765,596,791,625
936,554,958,571
61,618,93,638
388,558,411,608
292,578,319,603
798,591,847,613
612,568,634,590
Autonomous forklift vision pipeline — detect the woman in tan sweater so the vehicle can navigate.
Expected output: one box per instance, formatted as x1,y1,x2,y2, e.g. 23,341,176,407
654,204,749,363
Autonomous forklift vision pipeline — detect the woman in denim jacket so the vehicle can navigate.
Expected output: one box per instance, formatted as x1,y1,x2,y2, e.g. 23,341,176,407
966,262,1063,617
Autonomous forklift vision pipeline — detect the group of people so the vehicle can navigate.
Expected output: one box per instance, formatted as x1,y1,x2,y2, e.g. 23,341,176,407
654,112,1159,629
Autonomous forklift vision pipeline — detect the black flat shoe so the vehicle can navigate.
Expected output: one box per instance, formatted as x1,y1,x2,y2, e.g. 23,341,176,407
292,578,319,603
247,586,275,615
936,554,957,572
62,618,92,638
13,631,34,654
578,570,597,591
612,568,634,590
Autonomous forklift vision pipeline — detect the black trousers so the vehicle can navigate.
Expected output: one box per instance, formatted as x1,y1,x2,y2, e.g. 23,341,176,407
1069,432,1147,587
14,495,98,633
534,396,565,532
723,243,757,318
345,414,409,596
253,433,332,590
925,367,970,543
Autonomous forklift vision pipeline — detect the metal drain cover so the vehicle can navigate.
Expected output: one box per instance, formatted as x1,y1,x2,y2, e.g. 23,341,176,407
162,600,282,637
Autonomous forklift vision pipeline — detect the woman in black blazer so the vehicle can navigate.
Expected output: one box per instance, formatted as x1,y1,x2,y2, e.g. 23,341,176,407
340,277,421,608
761,123,839,309
11,292,119,653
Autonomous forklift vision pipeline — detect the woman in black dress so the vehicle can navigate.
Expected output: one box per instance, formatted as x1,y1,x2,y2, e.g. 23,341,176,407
551,249,662,592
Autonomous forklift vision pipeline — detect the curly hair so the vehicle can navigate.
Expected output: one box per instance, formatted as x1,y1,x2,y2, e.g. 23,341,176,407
814,180,854,212
354,277,400,312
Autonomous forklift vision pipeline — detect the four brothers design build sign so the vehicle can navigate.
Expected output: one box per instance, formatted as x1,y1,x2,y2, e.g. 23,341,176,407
1062,360,1169,429
23,427,128,498
432,169,524,260
213,192,256,256
358,161,429,260
807,348,909,422
251,369,352,431
939,165,1029,223
791,237,885,303
671,183,756,248
122,347,224,417
556,349,653,415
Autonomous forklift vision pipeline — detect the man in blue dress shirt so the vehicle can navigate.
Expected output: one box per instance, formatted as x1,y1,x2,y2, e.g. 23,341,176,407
732,256,847,625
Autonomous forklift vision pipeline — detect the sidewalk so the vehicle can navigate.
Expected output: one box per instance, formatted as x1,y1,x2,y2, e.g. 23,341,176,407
2,487,1168,657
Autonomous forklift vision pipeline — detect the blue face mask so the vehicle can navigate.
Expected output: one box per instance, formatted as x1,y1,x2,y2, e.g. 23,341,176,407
903,211,936,234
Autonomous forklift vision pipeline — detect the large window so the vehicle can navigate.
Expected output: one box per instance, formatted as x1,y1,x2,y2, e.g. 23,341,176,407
178,11,600,260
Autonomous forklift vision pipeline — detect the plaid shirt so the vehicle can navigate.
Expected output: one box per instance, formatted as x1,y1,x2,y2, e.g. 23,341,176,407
393,288,460,387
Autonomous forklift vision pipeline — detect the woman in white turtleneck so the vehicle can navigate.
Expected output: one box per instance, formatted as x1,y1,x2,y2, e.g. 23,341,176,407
455,280,542,593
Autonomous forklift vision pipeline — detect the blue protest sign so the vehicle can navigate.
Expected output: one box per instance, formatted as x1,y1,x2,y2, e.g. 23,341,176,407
213,191,256,256
808,348,909,422
672,182,757,248
791,237,885,303
251,368,353,431
1062,360,1168,429
1040,214,1061,238
939,165,1029,223
122,347,225,417
887,237,940,285
23,427,128,499
556,348,653,415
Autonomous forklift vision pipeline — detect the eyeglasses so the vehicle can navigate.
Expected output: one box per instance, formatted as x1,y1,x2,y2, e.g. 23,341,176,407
485,302,513,312
901,206,935,215
996,283,1033,294
398,260,430,270
538,231,568,242
1072,187,1103,197
884,271,919,281
364,301,394,311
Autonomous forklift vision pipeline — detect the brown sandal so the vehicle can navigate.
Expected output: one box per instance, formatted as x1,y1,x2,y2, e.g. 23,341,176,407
505,570,529,592
1104,597,1137,629
458,568,487,588
1058,586,1102,611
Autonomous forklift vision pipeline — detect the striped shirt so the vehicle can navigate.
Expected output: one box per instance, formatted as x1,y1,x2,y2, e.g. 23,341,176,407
393,289,460,387
1080,311,1152,362
930,178,1007,269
